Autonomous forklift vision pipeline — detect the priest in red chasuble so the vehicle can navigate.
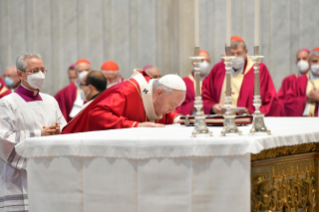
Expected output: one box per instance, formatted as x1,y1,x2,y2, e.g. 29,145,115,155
62,70,186,134
55,59,92,122
278,48,310,116
283,47,319,117
202,35,280,116
176,49,211,115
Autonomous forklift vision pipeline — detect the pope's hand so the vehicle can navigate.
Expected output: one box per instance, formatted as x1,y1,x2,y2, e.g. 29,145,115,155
212,104,226,114
138,122,165,127
307,88,319,103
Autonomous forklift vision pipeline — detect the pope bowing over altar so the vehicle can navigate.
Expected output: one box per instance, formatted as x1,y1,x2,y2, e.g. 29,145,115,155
62,70,186,133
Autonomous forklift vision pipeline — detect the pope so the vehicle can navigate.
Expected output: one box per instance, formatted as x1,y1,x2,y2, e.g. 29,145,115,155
62,70,186,133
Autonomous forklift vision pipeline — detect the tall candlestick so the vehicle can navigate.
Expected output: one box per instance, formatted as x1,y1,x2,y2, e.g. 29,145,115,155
226,0,231,46
194,0,199,47
254,0,259,46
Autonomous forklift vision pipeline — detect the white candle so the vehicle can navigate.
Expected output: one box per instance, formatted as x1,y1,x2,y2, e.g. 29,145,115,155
255,0,259,46
226,0,231,46
194,0,199,47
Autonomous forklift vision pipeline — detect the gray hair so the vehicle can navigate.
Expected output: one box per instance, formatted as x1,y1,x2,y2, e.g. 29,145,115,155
152,79,173,94
310,51,319,59
231,40,246,50
16,53,42,72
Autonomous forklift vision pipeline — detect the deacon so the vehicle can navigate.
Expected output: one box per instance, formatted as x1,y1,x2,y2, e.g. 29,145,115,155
283,47,319,116
144,65,162,79
55,59,92,121
176,49,211,115
100,60,124,88
0,76,11,98
80,70,107,108
0,53,66,212
3,65,21,91
202,35,280,116
278,48,310,116
62,70,186,133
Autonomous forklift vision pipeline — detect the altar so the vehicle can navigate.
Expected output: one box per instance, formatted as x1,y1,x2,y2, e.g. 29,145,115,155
16,118,319,212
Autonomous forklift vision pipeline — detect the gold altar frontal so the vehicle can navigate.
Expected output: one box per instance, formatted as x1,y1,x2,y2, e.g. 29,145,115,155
251,143,319,212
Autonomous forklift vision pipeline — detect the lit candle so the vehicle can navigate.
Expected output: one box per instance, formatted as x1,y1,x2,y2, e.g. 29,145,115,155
226,0,231,46
255,0,259,46
194,0,199,47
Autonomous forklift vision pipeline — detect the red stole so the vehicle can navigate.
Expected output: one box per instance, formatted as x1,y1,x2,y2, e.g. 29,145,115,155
54,83,77,122
202,59,280,116
62,71,179,134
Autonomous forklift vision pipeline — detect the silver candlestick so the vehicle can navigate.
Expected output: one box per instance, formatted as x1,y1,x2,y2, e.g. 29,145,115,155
189,46,212,137
249,46,271,135
220,46,242,136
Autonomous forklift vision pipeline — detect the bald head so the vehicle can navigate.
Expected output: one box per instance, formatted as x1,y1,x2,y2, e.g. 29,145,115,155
80,71,106,101
146,66,161,79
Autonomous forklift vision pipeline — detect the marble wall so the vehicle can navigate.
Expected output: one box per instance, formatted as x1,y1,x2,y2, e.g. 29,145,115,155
0,0,318,95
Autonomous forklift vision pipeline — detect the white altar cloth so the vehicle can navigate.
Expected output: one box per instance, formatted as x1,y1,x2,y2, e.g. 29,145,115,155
15,118,319,212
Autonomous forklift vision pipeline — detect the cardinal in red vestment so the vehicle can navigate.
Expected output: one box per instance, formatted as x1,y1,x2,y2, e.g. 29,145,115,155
62,70,186,134
100,61,124,88
55,59,92,121
0,76,11,99
283,47,319,117
277,48,310,116
176,49,211,115
202,35,280,116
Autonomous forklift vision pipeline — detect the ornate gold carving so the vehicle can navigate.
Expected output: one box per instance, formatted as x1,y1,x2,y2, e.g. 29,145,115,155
252,143,319,161
251,160,317,212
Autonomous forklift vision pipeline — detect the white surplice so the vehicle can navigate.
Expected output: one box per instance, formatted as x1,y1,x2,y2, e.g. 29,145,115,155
0,92,66,212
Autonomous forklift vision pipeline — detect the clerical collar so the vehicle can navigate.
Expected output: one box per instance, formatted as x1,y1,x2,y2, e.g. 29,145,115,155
90,93,100,101
15,84,42,102
310,72,319,80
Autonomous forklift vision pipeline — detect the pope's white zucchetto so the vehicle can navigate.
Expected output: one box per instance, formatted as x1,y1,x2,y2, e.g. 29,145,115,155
158,74,186,91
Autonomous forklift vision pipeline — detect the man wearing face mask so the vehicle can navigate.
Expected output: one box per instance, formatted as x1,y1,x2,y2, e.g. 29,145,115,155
80,71,106,108
176,49,211,115
278,48,310,116
202,35,280,116
3,65,21,91
0,53,66,212
283,47,319,116
55,59,92,121
62,70,185,134
100,60,124,88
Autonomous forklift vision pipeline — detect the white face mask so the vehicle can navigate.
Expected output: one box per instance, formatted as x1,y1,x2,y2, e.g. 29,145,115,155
311,64,319,76
80,86,90,101
24,71,45,90
232,56,245,70
199,61,210,74
78,71,88,86
297,60,309,74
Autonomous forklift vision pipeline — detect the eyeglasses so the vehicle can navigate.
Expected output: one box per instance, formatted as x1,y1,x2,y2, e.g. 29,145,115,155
80,83,88,88
25,69,48,75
